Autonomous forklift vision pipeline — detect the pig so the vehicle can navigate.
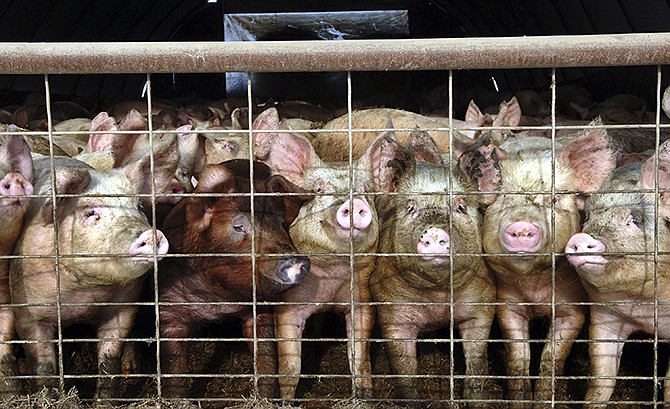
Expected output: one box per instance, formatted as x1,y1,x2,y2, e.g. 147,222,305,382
158,159,311,398
253,116,411,400
0,131,33,397
311,104,490,163
461,123,616,408
9,140,176,401
564,141,670,408
369,130,496,408
313,97,525,164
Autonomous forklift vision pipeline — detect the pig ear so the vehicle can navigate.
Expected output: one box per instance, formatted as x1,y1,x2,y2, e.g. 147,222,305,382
359,128,414,192
119,109,147,131
42,167,91,225
464,100,484,123
408,128,443,165
124,135,180,196
251,107,281,160
640,139,670,221
663,85,670,120
257,130,321,187
177,126,206,176
458,133,503,205
86,112,118,153
230,107,243,129
0,130,33,181
492,96,522,128
267,174,312,225
186,164,237,232
557,120,615,191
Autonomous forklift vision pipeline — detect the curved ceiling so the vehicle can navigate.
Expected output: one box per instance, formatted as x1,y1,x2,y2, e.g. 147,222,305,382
0,0,668,108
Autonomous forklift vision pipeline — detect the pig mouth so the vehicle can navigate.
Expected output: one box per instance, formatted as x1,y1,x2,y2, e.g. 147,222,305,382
335,226,366,239
131,255,166,264
566,254,608,273
421,255,450,265
0,197,28,209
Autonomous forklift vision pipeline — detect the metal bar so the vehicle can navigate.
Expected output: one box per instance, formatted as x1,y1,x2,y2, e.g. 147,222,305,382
0,33,670,74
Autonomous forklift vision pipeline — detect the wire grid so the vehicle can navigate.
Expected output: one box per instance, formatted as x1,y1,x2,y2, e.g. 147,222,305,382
0,38,668,409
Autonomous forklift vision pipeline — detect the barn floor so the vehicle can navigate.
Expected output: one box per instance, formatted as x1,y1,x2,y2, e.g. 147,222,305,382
0,313,665,409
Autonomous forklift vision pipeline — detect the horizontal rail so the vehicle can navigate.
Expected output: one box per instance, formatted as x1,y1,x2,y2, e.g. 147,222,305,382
0,33,669,74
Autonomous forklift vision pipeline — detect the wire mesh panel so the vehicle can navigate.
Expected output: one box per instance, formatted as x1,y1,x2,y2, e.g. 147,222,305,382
0,35,668,408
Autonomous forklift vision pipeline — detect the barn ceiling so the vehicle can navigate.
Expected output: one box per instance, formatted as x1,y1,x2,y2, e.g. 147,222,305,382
0,0,668,107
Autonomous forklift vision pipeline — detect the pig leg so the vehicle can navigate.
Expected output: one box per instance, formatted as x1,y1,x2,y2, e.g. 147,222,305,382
344,304,374,399
242,310,278,398
583,311,630,409
457,309,495,408
664,356,670,408
16,319,59,392
159,319,193,398
534,310,585,408
94,307,138,401
377,310,421,406
497,305,532,409
0,263,20,397
274,306,309,400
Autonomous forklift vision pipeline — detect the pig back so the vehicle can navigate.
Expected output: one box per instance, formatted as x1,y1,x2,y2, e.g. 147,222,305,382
314,108,454,162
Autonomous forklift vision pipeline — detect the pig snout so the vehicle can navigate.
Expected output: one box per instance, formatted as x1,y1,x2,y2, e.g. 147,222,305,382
0,172,33,206
565,232,608,273
336,198,372,234
276,256,310,285
129,229,169,263
502,221,542,253
417,226,451,264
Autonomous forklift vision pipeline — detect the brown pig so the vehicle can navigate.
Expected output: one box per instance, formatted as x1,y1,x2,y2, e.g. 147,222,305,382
370,130,496,408
0,131,33,397
9,143,175,400
158,159,311,398
254,117,411,400
564,142,670,408
461,124,616,408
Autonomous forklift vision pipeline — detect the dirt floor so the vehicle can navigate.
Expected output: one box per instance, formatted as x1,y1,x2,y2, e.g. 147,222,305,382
0,312,666,409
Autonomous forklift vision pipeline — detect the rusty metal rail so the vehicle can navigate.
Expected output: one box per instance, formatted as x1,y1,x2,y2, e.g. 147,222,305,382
0,33,670,74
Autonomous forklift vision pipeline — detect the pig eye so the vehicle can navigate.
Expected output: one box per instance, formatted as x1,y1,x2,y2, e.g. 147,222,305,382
233,224,246,234
84,209,100,221
455,202,467,214
406,201,417,214
626,210,643,227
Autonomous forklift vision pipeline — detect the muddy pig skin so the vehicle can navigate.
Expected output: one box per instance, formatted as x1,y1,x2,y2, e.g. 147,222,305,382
0,131,33,397
461,124,616,408
9,149,173,400
370,130,495,408
254,119,411,400
158,160,310,398
565,142,670,408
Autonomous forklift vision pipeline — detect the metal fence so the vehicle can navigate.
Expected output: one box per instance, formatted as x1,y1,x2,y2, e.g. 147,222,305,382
0,33,670,408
